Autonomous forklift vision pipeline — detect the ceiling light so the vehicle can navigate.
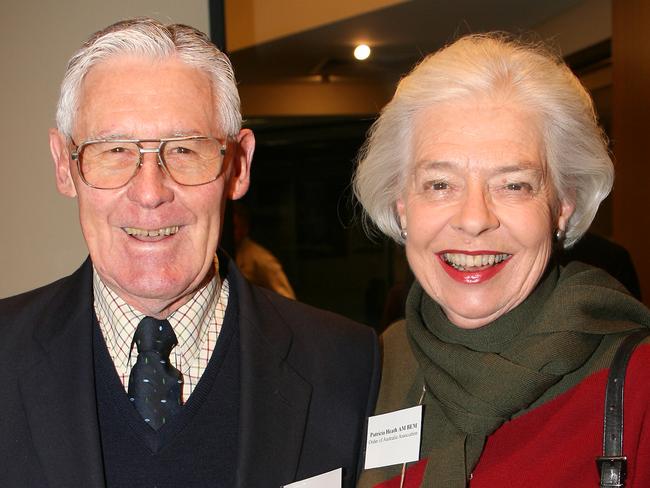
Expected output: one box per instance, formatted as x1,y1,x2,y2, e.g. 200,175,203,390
354,44,371,61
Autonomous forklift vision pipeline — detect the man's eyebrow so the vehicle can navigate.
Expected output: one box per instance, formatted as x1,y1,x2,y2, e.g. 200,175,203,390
169,130,205,137
86,132,133,140
87,130,206,140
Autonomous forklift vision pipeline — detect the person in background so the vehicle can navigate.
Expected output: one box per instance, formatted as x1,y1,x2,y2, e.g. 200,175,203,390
354,33,650,487
0,18,378,488
232,202,296,299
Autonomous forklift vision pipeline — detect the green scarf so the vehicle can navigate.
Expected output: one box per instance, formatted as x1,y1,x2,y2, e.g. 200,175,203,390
406,263,650,487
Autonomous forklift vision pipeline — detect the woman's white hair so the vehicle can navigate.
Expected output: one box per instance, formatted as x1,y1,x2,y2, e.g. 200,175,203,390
353,33,614,248
56,18,241,140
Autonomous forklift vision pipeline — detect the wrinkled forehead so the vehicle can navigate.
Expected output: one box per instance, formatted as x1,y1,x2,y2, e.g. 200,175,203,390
408,96,547,169
78,53,212,100
74,55,219,139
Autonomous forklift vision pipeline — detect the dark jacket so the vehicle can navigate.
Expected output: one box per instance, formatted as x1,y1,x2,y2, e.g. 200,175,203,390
0,256,379,487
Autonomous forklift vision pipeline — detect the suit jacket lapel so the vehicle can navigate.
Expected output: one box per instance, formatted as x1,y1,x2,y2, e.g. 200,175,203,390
227,258,312,487
19,259,105,488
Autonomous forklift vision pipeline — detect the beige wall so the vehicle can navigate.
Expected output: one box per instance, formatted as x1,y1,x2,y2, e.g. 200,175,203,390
612,0,650,304
226,0,406,51
0,1,209,298
239,80,395,117
534,0,611,55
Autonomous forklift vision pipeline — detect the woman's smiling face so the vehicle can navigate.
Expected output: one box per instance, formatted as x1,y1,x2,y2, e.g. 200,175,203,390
397,98,574,329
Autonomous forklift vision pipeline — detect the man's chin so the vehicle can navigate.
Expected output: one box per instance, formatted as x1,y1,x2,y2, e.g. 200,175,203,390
105,275,194,315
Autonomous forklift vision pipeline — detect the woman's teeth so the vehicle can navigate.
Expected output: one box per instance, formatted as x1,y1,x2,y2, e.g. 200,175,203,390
442,252,511,270
123,226,179,237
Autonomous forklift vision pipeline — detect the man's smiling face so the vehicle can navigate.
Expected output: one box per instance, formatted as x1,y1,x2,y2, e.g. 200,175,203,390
50,54,252,317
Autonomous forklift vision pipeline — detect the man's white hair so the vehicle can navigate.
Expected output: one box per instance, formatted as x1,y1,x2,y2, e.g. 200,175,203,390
56,18,242,140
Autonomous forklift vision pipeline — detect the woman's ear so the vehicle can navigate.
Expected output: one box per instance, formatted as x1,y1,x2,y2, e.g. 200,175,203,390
49,128,77,198
556,197,575,233
396,198,407,230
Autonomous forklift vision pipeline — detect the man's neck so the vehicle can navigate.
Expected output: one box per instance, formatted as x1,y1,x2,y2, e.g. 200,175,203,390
96,267,217,318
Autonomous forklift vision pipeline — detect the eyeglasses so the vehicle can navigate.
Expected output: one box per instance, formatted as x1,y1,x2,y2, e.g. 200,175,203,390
70,136,227,189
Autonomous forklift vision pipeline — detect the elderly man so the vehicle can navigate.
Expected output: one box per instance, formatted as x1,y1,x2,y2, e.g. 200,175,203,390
0,19,378,488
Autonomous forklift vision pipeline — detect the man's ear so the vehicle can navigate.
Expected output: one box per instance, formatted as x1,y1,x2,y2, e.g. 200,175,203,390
49,128,77,198
227,128,254,200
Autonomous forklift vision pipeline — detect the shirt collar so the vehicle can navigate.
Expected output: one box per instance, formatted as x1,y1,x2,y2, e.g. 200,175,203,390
93,262,221,371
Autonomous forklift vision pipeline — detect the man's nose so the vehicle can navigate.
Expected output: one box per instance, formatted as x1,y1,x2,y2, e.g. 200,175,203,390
450,183,499,237
126,151,174,208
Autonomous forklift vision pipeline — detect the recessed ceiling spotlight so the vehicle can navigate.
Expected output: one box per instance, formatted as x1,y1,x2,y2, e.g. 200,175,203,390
354,44,371,61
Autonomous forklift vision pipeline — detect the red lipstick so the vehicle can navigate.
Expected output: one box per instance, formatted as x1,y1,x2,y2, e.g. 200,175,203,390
437,252,510,284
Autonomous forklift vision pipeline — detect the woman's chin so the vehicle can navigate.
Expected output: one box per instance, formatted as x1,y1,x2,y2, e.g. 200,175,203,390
439,290,522,329
443,307,503,329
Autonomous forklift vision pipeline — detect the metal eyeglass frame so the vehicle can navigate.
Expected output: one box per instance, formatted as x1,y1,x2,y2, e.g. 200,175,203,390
70,136,227,189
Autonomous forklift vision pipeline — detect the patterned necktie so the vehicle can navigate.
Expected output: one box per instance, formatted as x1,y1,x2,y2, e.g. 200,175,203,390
128,317,183,430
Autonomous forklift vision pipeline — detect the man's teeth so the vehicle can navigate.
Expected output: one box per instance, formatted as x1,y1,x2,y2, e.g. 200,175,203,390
443,252,510,270
124,226,179,237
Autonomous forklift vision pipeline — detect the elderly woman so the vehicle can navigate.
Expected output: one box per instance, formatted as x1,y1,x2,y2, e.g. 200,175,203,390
355,34,650,487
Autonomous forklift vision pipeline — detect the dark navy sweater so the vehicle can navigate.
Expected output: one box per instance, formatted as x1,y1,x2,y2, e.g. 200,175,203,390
93,293,240,488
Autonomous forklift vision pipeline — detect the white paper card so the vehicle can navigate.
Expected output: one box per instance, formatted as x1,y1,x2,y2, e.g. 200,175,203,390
364,405,422,469
283,467,342,488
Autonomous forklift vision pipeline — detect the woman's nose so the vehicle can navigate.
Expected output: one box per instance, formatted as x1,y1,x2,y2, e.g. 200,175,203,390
450,184,499,236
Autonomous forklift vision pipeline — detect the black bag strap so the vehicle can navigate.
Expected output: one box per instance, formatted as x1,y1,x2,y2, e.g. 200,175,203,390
598,329,650,488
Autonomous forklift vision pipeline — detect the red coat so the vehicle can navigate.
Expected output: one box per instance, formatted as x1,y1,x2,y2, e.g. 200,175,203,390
365,342,650,488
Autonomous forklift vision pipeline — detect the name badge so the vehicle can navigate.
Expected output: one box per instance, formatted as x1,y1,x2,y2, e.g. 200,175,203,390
364,405,422,469
283,467,342,488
